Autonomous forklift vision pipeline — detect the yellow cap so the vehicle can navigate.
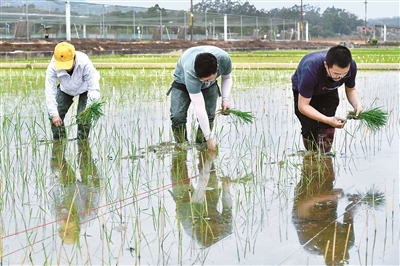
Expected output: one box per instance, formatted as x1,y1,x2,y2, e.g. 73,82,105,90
54,42,75,70
59,219,79,245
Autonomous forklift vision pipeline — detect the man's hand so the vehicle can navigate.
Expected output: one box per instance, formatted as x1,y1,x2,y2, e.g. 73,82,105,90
221,100,231,111
200,146,216,162
329,116,346,128
353,105,363,119
52,115,62,127
207,138,217,151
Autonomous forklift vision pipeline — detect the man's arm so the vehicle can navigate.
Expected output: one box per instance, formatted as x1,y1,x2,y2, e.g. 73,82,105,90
45,63,64,127
221,74,232,111
45,64,59,118
190,92,217,150
298,94,345,128
82,58,101,106
345,86,363,117
190,93,211,139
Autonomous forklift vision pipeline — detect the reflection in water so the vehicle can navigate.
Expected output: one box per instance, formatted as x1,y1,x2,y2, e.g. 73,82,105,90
0,218,2,259
170,147,232,248
292,154,359,265
50,140,100,245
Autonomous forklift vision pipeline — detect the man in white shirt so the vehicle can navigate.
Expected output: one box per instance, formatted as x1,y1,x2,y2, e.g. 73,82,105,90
45,42,101,139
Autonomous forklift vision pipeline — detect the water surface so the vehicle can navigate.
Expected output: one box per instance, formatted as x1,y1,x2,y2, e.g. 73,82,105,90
0,69,398,265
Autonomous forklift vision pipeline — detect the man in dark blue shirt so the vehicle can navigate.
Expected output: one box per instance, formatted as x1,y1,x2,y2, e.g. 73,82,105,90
292,45,363,153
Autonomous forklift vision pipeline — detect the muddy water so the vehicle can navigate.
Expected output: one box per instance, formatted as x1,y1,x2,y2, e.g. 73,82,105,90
0,70,398,265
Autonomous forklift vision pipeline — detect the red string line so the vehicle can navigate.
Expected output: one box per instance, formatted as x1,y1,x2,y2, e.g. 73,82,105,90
1,171,207,242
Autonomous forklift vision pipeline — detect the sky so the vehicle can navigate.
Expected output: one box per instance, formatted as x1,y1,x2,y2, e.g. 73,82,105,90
85,0,400,19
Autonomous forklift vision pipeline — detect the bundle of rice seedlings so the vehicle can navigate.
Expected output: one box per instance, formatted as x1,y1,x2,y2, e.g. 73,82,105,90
346,107,388,132
76,101,105,125
349,185,385,208
215,108,255,124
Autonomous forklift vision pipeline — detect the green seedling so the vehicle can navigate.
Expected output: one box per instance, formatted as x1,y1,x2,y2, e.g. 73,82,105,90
346,106,388,132
76,101,106,125
215,108,255,124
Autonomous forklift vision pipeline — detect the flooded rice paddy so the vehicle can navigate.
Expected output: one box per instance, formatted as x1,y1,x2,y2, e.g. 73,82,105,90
0,68,399,265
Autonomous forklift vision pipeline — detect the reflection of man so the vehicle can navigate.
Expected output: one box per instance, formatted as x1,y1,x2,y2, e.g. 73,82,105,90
292,154,358,265
170,147,232,248
50,140,100,244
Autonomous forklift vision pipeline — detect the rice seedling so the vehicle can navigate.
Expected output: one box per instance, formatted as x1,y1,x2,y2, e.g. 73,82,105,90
3,48,399,65
0,219,2,259
75,100,106,126
352,185,386,208
346,106,388,132
215,108,255,124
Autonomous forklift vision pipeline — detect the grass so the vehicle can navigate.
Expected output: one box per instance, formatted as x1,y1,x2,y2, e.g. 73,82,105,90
1,48,399,64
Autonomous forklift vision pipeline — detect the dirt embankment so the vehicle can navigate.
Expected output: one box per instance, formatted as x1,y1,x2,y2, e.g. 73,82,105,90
0,39,341,54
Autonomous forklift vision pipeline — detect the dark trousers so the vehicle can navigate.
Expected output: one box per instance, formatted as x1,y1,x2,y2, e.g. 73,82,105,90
169,82,219,143
50,85,89,139
293,89,339,140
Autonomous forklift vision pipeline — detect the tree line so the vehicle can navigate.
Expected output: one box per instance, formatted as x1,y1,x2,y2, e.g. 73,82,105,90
193,0,399,38
2,0,398,39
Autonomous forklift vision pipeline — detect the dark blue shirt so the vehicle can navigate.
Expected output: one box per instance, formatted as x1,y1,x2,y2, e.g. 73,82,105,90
292,50,357,98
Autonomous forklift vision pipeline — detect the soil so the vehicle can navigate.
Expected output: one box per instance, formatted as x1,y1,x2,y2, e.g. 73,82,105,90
0,39,341,54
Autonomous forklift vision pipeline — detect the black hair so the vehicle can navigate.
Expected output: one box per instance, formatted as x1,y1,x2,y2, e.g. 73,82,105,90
194,52,218,78
325,45,352,68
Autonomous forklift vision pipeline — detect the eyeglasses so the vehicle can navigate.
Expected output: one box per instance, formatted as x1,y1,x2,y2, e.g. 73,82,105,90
328,68,351,80
199,73,217,83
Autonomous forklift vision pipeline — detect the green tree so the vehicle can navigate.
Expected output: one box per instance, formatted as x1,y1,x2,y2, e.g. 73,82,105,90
303,5,322,25
268,6,300,19
194,0,262,16
319,7,355,36
235,1,259,16
145,4,166,18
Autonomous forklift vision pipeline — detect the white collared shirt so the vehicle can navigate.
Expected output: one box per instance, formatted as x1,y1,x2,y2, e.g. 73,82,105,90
45,51,101,117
